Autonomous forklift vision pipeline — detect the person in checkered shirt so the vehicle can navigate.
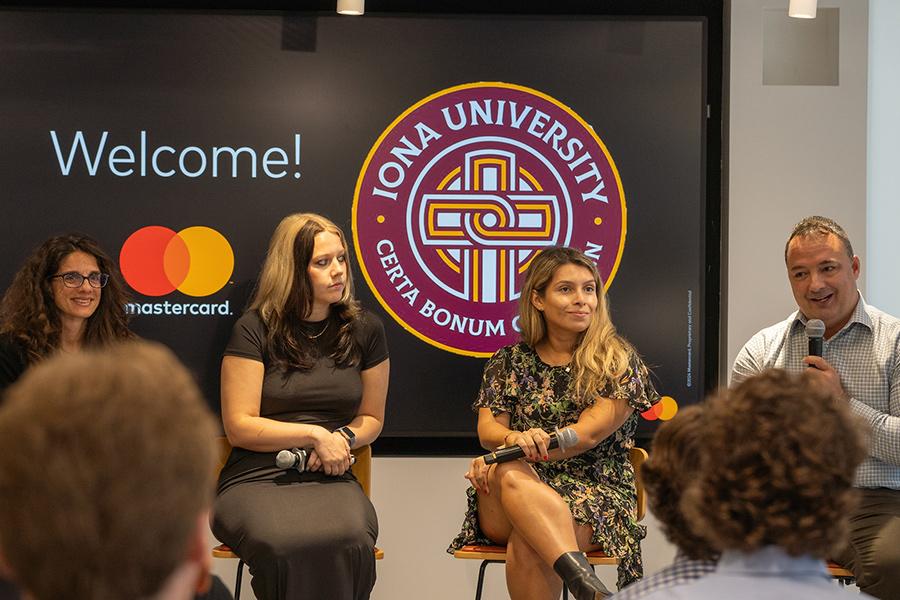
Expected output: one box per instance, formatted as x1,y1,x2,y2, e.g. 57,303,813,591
732,216,900,599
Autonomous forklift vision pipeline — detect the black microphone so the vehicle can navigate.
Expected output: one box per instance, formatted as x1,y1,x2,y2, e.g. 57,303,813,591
482,427,579,465
275,447,356,472
806,319,826,358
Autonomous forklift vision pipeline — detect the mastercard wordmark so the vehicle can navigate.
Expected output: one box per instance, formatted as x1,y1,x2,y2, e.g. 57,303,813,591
120,226,234,297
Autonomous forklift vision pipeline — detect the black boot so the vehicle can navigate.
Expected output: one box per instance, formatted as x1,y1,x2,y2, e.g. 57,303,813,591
552,551,613,600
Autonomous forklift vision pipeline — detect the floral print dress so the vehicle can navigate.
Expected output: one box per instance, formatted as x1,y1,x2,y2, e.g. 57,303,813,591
447,342,660,589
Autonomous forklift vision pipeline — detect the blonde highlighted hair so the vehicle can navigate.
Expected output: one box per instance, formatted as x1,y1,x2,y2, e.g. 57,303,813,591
250,213,360,370
518,246,631,401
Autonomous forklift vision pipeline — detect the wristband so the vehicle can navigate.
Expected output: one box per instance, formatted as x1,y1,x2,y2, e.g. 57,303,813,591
335,426,356,448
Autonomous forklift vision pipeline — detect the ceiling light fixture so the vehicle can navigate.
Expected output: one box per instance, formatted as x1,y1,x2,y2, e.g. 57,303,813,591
789,0,817,19
337,0,365,16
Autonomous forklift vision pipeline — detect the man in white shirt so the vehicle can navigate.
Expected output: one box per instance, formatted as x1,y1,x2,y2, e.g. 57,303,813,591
732,216,900,599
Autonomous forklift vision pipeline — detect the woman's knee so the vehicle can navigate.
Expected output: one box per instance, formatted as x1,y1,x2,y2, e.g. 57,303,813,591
492,460,539,492
249,523,373,564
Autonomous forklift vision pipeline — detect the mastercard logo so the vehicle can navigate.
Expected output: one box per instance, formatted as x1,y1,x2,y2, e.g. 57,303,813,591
120,226,234,297
641,395,679,421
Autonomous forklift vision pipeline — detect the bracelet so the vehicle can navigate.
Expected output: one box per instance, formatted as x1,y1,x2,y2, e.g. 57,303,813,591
503,431,517,447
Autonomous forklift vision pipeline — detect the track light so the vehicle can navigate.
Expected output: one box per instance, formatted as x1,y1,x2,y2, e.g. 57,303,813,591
789,0,817,19
337,0,364,16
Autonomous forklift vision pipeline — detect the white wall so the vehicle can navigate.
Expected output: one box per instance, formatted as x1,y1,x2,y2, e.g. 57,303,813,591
866,0,900,316
210,1,873,597
727,0,868,372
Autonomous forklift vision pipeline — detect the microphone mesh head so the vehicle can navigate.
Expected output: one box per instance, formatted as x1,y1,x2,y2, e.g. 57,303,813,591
557,427,579,450
806,319,826,338
275,449,296,469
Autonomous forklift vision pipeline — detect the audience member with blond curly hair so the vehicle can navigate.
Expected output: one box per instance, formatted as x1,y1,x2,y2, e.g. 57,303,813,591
637,368,873,600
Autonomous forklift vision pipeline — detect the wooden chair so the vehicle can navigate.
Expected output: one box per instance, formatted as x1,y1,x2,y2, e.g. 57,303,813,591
826,561,856,587
452,446,649,600
211,438,383,599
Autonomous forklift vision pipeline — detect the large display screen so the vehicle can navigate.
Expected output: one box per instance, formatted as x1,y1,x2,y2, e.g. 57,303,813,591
0,7,718,452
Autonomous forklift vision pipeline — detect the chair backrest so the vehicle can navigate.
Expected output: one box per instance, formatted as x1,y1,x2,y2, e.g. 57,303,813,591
215,436,372,498
630,446,648,522
351,444,372,498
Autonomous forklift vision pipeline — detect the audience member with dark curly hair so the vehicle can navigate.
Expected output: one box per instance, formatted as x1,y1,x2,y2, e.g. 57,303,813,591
636,369,872,600
0,234,132,393
611,405,717,599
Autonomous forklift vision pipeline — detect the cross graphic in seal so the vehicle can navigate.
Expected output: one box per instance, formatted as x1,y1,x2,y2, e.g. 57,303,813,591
415,148,563,303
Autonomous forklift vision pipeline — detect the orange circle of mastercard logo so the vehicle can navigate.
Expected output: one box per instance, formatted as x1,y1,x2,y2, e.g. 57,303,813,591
120,226,234,297
641,395,679,421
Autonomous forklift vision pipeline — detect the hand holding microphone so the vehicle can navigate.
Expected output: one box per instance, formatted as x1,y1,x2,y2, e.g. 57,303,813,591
803,318,848,399
466,427,579,494
483,427,579,464
275,447,355,474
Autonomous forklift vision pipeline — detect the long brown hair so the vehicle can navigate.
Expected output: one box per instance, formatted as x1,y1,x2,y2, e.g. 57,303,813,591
0,234,133,363
250,213,361,370
518,246,631,400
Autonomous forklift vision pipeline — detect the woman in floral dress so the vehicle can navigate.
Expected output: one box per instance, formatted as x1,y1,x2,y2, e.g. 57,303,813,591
448,246,659,600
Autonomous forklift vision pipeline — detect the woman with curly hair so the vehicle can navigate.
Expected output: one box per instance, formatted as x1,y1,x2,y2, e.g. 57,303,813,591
212,213,389,600
448,246,660,600
637,368,872,600
0,234,132,393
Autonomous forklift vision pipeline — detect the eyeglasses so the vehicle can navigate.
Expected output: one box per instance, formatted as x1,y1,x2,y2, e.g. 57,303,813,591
48,271,109,288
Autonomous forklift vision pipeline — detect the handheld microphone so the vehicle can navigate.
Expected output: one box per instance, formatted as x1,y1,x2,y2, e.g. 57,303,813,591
806,319,826,359
275,448,309,472
482,427,579,465
275,447,356,472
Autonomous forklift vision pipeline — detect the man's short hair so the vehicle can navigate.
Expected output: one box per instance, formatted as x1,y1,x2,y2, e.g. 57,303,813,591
0,341,218,600
641,405,715,560
681,369,866,558
784,215,854,260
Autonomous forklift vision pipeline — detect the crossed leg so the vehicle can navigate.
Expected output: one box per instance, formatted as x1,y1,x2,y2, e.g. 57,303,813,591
476,460,601,600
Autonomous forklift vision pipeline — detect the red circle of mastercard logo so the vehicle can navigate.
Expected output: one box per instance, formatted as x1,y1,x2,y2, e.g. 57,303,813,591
119,226,234,297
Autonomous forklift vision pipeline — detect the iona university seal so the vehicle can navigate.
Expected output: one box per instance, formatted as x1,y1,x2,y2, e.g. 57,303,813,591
353,82,626,357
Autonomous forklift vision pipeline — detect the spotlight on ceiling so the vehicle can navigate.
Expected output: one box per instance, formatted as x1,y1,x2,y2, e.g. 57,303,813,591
789,0,817,19
337,0,364,16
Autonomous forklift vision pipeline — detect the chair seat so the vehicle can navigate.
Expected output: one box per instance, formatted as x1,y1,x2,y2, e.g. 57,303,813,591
213,543,384,560
212,543,238,559
453,544,618,566
826,561,854,578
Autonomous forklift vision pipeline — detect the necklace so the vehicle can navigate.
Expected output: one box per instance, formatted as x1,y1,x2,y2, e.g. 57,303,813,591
302,320,330,339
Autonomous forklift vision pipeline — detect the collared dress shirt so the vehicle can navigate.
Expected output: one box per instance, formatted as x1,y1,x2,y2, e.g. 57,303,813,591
732,294,900,489
636,546,874,600
610,551,716,599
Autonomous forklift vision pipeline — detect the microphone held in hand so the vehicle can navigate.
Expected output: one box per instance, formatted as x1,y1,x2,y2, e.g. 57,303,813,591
806,318,826,359
482,427,579,465
275,447,356,473
275,448,308,471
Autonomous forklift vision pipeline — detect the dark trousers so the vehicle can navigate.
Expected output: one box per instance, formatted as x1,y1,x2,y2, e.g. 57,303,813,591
834,487,900,600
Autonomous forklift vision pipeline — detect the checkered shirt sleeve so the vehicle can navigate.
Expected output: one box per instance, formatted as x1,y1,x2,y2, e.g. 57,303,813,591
611,559,716,599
